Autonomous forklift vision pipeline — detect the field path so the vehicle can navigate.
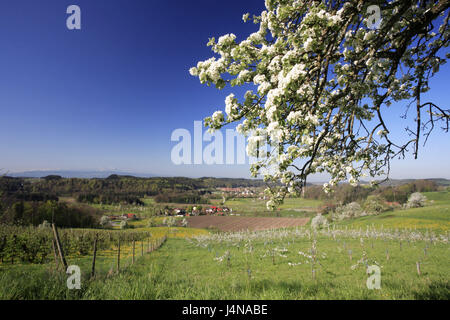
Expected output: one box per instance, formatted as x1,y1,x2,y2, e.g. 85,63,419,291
186,216,309,231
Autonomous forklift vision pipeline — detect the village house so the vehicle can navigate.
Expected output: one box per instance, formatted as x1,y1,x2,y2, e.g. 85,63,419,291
204,206,231,215
222,207,231,213
120,213,137,220
173,208,186,216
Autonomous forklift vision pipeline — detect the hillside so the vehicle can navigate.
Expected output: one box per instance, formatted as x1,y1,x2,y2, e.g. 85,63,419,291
336,191,450,233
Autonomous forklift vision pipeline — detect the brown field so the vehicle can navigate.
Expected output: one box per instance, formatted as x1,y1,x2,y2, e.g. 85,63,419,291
186,216,310,232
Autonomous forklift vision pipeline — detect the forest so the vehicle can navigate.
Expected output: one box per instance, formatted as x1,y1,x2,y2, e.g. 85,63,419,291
0,174,442,228
0,175,266,226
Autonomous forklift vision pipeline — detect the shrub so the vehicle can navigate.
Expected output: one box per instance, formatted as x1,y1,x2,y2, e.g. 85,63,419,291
405,192,427,208
163,216,176,227
311,214,328,229
332,202,363,221
119,220,129,230
363,195,390,215
100,216,111,228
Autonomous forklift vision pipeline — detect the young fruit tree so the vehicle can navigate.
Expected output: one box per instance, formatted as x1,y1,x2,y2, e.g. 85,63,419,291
190,0,449,210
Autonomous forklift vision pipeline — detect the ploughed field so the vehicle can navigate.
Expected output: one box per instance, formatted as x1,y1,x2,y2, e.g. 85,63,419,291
186,216,310,231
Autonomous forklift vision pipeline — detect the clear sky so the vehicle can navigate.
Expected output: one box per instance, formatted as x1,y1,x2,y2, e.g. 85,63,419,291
0,0,449,180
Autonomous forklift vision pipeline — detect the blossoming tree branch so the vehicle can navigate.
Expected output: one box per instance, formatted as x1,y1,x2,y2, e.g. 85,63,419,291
190,0,450,210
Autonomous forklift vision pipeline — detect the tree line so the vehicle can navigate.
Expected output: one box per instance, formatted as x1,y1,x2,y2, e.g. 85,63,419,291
1,175,266,198
0,175,265,226
303,180,439,206
154,191,211,204
0,200,101,228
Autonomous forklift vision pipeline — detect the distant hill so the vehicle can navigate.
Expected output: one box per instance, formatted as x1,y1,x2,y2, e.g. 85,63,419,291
0,175,268,200
377,178,450,187
6,171,450,187
308,178,450,187
8,170,157,179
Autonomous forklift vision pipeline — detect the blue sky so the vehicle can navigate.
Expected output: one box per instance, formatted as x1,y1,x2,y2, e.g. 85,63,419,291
0,0,449,180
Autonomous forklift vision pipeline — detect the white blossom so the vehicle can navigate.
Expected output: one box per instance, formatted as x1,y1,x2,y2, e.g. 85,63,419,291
189,1,448,209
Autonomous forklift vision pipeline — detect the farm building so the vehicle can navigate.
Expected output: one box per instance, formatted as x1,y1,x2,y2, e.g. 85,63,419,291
120,213,137,220
173,208,186,216
205,206,231,215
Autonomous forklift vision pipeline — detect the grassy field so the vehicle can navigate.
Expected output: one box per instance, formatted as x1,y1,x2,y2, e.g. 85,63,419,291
0,226,208,299
86,195,322,219
0,191,448,299
82,235,449,300
1,231,447,299
218,197,322,218
336,191,450,233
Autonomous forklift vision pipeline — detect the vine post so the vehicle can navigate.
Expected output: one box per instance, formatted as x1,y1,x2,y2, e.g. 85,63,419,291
51,224,67,270
91,233,98,278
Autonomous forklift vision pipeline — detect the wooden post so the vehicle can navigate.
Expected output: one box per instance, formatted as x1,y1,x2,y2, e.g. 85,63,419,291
117,238,121,273
0,236,6,264
91,234,98,278
141,241,144,257
52,224,68,270
11,235,17,264
51,239,59,268
132,239,135,264
416,261,421,276
147,238,150,253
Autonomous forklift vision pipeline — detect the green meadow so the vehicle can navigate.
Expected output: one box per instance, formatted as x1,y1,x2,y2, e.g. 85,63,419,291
336,191,450,233
0,191,448,299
